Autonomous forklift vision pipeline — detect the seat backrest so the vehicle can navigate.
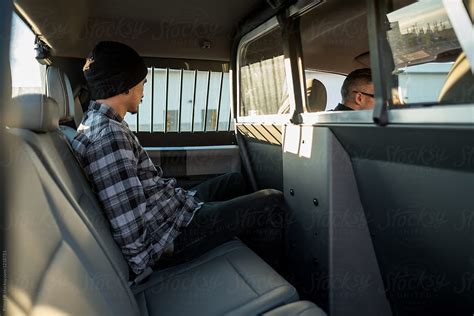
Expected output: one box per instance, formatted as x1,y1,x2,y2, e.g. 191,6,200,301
46,66,83,127
438,52,474,104
5,95,139,315
306,79,327,112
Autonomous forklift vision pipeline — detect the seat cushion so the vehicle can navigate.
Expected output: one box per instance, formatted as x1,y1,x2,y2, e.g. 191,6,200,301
133,240,298,316
263,301,326,316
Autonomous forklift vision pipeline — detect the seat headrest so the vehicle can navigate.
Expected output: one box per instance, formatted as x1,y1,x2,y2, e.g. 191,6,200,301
46,66,75,121
8,94,59,132
306,79,327,112
439,53,474,103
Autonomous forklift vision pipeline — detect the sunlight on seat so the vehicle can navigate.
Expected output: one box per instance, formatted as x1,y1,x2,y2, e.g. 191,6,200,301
33,304,69,315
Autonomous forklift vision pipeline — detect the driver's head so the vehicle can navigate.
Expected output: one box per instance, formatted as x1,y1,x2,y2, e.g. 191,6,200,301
83,41,147,114
340,68,375,110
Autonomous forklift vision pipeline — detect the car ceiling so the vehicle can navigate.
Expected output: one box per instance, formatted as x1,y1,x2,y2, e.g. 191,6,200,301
15,0,267,61
15,0,372,73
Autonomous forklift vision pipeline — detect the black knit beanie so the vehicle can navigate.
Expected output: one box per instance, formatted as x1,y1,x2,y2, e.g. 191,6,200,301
83,41,147,100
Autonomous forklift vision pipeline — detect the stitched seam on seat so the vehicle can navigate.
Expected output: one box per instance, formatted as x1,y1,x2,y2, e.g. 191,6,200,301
225,256,257,295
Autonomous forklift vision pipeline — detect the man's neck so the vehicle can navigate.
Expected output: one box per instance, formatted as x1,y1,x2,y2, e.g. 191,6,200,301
96,98,127,119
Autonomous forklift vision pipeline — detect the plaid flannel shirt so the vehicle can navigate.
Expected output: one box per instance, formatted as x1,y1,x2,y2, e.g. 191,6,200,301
72,101,200,275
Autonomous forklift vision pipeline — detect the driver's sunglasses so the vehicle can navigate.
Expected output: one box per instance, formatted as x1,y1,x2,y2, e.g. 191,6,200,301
353,90,374,98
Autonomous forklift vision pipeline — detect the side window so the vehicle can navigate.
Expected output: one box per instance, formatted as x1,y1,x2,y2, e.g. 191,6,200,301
239,25,289,118
385,0,474,106
124,67,232,133
9,13,45,97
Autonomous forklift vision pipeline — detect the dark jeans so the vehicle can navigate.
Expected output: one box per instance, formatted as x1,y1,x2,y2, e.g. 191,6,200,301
157,172,286,269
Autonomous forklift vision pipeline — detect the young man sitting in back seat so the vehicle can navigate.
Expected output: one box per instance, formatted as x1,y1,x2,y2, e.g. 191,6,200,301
71,41,286,278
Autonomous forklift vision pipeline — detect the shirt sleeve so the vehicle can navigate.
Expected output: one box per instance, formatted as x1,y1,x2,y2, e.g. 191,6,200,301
82,126,149,259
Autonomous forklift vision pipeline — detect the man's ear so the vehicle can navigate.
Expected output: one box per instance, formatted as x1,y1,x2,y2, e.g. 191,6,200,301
355,92,363,105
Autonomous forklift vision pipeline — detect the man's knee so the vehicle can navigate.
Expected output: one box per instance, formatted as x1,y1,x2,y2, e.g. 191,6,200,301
258,188,284,199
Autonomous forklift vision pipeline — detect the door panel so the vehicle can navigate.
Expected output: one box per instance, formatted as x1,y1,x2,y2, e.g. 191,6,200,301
282,122,474,315
237,124,284,191
146,145,240,188
282,125,390,315
332,125,474,316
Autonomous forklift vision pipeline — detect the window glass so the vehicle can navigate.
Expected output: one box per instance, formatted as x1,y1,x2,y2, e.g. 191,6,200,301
299,1,370,112
9,13,45,97
193,71,211,131
386,0,473,106
136,69,153,132
239,27,289,117
180,70,197,132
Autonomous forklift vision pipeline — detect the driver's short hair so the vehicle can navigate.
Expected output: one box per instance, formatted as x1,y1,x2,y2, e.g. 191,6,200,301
341,68,372,102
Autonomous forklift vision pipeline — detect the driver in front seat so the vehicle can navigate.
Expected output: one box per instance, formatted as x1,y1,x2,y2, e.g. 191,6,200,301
333,68,375,111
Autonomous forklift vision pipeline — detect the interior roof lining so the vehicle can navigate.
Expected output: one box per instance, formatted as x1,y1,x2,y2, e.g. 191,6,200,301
15,0,371,73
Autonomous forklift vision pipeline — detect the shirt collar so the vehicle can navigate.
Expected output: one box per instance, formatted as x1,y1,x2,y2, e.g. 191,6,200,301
89,101,124,123
334,103,354,111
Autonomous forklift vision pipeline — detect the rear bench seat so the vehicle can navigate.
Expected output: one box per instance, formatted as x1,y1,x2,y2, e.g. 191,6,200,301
5,93,325,315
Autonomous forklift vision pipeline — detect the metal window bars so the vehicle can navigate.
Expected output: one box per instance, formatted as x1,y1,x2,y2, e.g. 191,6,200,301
134,67,231,133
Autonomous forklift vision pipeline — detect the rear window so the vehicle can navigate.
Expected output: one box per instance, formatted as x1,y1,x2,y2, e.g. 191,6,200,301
124,67,232,133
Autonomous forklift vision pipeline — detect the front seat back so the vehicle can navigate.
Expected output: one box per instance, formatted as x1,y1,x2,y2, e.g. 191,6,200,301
438,52,474,104
306,79,327,112
46,66,83,127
